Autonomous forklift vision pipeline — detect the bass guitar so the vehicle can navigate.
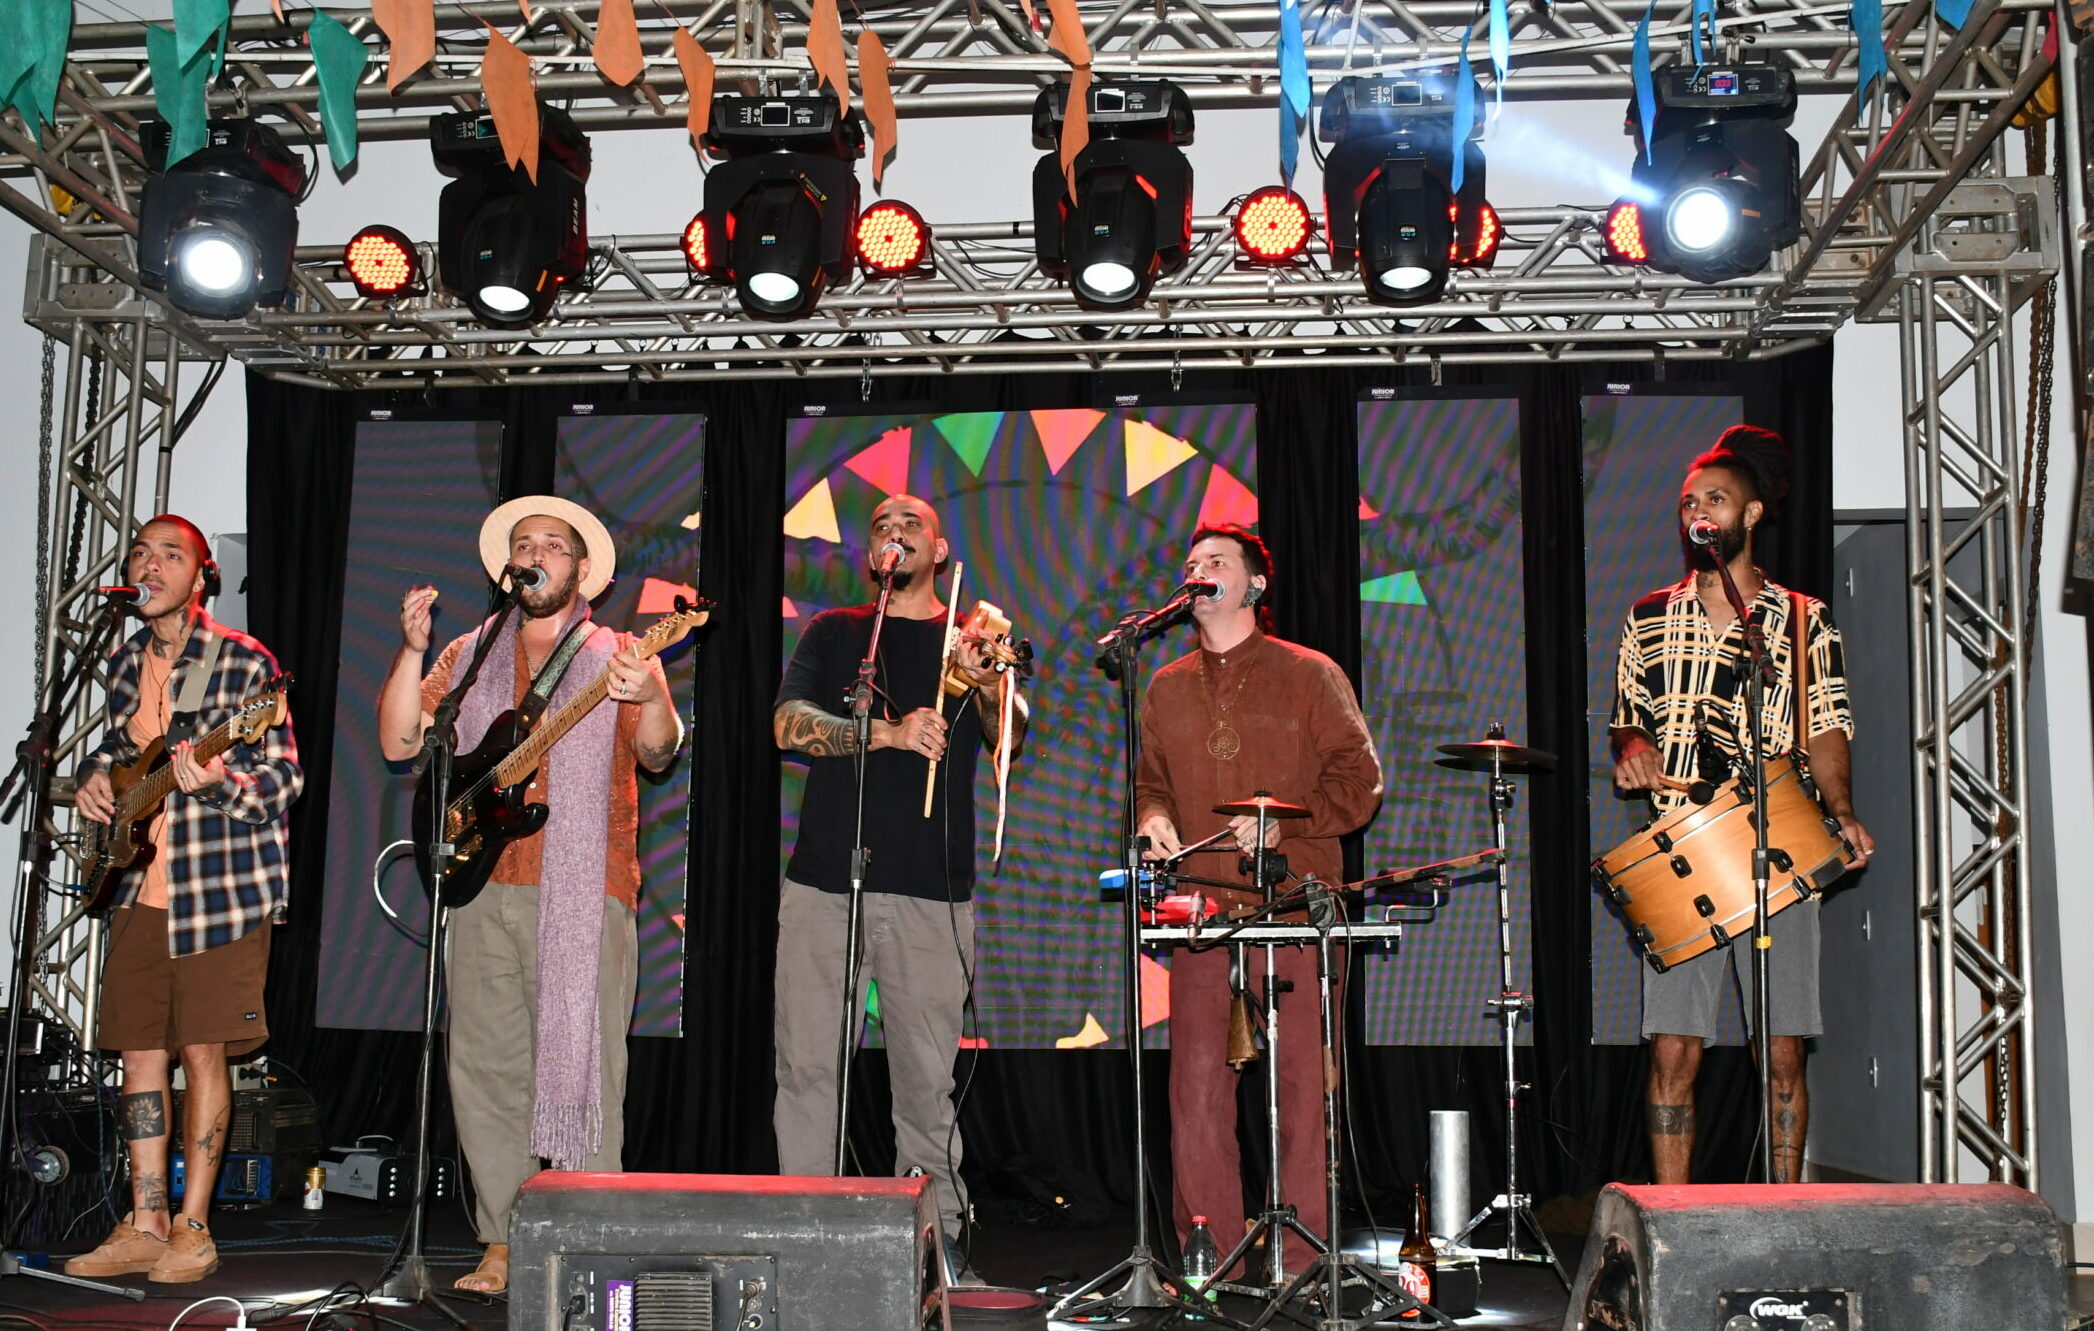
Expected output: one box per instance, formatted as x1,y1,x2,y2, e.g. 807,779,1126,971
413,601,710,908
78,674,294,916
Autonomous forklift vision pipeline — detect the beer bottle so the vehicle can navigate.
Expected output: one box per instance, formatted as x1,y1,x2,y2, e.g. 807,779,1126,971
1398,1182,1436,1312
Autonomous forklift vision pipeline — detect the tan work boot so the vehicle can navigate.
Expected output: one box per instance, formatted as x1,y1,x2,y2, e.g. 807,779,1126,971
147,1216,219,1284
63,1215,168,1277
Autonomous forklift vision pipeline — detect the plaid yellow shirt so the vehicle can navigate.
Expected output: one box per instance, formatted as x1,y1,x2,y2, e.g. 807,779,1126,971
78,614,302,957
1610,576,1852,815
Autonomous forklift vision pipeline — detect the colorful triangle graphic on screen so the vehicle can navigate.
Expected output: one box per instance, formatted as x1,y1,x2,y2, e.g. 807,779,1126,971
844,426,912,496
783,477,842,543
1361,571,1427,605
1031,408,1104,475
1358,497,1379,521
1197,465,1259,528
781,596,800,618
935,413,1002,477
1124,420,1197,495
638,577,699,613
1055,1013,1110,1049
1139,953,1172,1028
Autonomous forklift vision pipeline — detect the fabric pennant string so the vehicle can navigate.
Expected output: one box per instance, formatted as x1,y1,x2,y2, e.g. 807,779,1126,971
1935,0,1976,27
1632,0,1656,165
859,30,899,187
1854,0,1887,95
480,21,541,181
1277,0,1310,183
172,0,229,71
145,23,212,167
1451,30,1475,194
593,0,646,87
0,0,73,137
672,25,715,149
808,0,850,115
1488,0,1510,100
372,0,437,92
308,10,371,174
1690,0,1715,65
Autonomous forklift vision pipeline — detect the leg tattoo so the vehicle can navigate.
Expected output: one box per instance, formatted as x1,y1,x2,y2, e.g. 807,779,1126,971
194,1124,221,1167
1772,1090,1803,1183
121,1091,167,1141
136,1171,169,1215
1647,1103,1696,1136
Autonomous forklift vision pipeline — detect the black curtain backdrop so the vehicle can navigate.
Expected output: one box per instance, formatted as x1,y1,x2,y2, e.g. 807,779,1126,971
245,340,1833,1240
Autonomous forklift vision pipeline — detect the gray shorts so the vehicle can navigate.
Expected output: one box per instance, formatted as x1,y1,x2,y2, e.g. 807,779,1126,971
1641,897,1821,1044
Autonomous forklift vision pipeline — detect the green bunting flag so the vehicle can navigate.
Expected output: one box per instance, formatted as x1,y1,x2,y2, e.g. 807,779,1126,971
145,23,213,167
309,11,371,173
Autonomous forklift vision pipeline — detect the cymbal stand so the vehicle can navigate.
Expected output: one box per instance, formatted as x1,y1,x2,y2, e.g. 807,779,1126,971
1449,726,1566,1286
1252,885,1453,1331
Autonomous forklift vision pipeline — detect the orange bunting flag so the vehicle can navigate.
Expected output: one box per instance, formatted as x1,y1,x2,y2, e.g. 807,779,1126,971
672,25,715,150
858,30,897,187
1044,0,1091,68
808,0,850,115
271,0,285,20
480,22,540,181
1060,65,1091,198
593,0,645,86
371,0,435,92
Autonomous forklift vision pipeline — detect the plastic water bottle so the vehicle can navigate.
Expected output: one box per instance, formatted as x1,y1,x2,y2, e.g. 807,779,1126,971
1182,1216,1220,1319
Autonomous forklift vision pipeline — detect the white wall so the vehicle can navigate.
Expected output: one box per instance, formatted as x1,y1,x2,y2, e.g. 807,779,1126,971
0,85,2085,1220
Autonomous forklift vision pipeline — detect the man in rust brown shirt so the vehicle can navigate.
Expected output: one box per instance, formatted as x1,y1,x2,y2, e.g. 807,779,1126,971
1135,523,1383,1272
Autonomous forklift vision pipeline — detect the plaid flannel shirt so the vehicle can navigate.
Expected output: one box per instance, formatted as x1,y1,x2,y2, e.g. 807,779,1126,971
1611,576,1852,816
78,614,302,957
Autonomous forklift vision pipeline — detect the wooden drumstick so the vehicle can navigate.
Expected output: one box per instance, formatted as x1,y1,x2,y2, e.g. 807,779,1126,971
922,561,963,818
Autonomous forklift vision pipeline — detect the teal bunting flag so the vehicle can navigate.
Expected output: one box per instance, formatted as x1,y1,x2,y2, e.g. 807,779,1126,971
145,23,213,167
1934,0,1975,27
0,0,74,138
1488,0,1510,99
1855,0,1886,94
1632,1,1656,165
309,11,371,174
1690,0,1715,64
173,0,230,72
1278,0,1310,183
1451,31,1476,194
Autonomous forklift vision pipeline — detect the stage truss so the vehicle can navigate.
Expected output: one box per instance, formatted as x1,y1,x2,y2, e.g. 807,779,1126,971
0,0,2066,1186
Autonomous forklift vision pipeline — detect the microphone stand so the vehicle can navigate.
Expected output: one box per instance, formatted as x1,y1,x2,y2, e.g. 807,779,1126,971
833,559,900,1175
371,577,527,1324
0,597,143,1301
1053,594,1227,1326
1705,546,1779,1185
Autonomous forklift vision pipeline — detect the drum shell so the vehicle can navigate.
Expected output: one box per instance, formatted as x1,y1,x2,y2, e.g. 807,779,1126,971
1593,756,1853,971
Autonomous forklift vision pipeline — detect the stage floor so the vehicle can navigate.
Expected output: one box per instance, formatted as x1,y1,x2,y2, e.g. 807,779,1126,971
0,1197,1575,1330
2,1197,2086,1330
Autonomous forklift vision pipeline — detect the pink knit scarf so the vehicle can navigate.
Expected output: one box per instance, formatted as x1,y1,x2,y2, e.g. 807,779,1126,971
454,605,620,1169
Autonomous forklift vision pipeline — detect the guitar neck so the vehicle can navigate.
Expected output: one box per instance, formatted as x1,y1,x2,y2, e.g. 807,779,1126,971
120,716,242,820
490,641,665,788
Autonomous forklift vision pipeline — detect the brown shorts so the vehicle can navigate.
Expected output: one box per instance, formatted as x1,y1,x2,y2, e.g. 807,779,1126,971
97,906,271,1058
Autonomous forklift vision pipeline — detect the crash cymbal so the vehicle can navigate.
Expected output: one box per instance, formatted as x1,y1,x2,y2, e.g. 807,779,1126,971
1435,738,1557,774
1212,793,1311,819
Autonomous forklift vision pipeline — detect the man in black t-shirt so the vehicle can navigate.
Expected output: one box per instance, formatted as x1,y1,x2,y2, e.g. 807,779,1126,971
772,494,1027,1270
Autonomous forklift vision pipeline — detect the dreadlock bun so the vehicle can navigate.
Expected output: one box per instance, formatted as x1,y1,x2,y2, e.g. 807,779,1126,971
1692,424,1791,522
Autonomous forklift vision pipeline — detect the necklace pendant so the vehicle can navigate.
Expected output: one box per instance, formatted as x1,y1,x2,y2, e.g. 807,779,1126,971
1207,722,1242,761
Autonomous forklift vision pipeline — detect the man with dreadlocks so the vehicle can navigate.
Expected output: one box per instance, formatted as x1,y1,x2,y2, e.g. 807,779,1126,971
1610,425,1876,1184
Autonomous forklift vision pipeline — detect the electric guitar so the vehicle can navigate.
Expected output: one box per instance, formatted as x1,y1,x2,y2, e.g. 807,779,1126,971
78,674,294,916
413,601,711,908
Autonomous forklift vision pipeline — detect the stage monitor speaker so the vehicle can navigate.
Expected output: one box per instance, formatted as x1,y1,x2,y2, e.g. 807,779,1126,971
1564,1182,2064,1331
509,1172,947,1331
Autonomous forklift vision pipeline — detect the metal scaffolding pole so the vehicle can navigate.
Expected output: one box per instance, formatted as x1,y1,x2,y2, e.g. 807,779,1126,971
1900,194,2043,1187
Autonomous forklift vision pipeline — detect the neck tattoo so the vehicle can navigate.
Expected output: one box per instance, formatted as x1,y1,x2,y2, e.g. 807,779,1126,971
1197,647,1261,760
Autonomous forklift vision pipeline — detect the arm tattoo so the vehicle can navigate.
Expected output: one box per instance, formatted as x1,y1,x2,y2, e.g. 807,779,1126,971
121,1090,167,1141
776,700,861,757
136,1171,169,1215
636,735,679,771
1647,1103,1695,1136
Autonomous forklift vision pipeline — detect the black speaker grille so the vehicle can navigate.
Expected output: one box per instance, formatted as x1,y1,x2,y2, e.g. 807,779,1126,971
634,1270,712,1331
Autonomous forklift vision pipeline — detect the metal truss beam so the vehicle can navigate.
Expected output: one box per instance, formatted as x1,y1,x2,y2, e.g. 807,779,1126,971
16,275,207,1051
0,0,2059,386
1901,180,2041,1187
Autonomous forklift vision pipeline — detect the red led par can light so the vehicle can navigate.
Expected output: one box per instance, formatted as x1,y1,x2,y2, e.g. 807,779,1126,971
343,225,422,298
1603,201,1651,264
854,201,932,277
681,213,713,273
1233,187,1312,265
1448,202,1501,267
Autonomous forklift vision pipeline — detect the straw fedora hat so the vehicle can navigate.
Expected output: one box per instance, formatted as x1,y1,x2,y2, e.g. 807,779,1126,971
478,495,617,602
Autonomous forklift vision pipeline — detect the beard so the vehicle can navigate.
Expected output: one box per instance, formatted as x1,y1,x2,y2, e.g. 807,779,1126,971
1680,515,1748,573
517,566,580,618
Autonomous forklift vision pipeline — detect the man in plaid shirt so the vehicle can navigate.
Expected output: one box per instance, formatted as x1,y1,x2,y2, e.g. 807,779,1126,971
1611,428,1874,1187
63,516,301,1284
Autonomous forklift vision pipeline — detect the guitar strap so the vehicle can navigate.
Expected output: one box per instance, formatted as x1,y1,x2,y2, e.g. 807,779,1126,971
516,617,594,733
1789,588,1811,756
164,633,224,747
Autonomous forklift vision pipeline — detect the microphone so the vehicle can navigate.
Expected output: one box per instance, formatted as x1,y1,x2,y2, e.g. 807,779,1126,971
1687,518,1720,547
501,564,548,591
1176,579,1223,601
874,542,906,579
96,585,144,604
